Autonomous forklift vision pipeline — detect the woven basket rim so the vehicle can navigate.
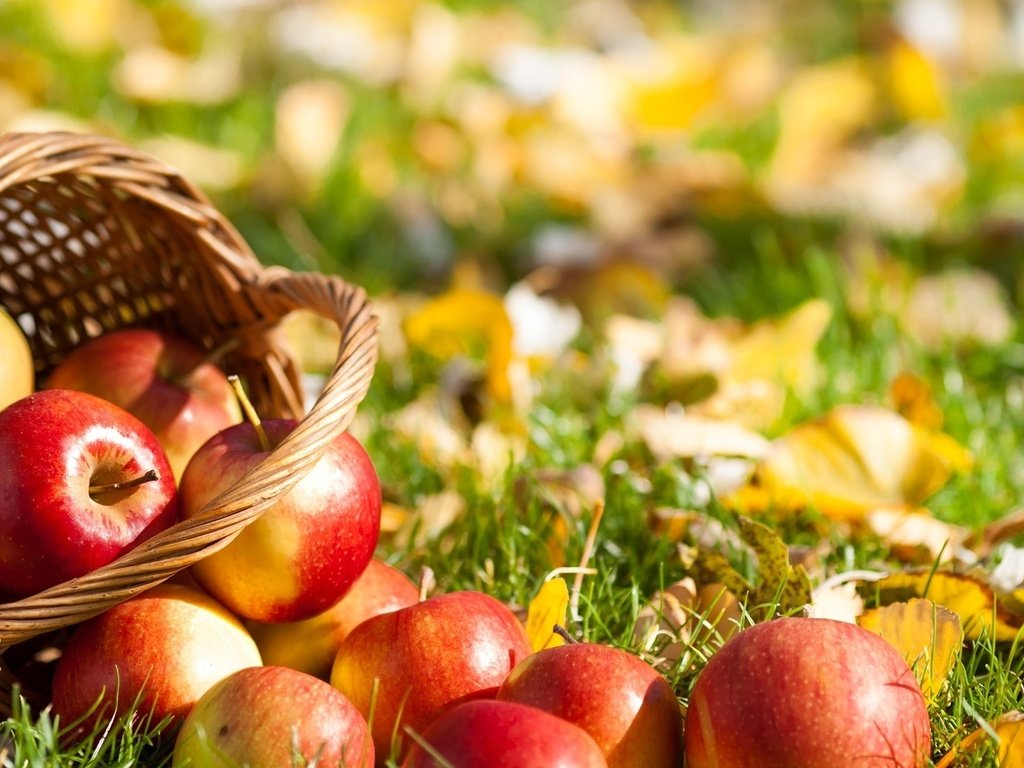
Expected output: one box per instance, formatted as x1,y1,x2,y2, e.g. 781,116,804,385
0,131,380,658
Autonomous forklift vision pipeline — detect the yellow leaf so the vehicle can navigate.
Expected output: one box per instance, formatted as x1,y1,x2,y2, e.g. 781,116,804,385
871,570,1023,642
866,507,969,565
403,288,514,403
728,298,832,393
727,405,971,520
888,371,944,430
935,711,1024,768
883,39,947,122
524,578,570,652
857,598,962,702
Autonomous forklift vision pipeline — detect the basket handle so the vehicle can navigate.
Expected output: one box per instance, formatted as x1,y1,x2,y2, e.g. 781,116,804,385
0,269,379,649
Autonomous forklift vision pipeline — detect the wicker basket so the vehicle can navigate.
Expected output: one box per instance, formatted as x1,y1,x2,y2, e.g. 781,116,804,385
0,131,379,713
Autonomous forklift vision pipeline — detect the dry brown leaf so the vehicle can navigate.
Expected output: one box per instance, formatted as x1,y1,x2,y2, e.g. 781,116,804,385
631,404,771,462
858,598,963,702
866,507,969,564
634,577,697,671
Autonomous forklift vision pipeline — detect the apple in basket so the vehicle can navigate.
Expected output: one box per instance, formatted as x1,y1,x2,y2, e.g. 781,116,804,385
45,328,242,482
0,305,34,411
248,557,420,680
330,590,532,761
51,583,263,732
0,388,179,600
174,666,374,768
178,403,382,623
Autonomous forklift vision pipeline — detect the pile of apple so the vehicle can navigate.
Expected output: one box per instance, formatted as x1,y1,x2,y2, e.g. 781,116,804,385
0,305,934,768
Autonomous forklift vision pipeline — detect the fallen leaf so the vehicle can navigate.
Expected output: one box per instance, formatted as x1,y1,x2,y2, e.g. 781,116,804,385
394,490,467,549
935,711,1024,768
634,578,697,670
524,577,570,652
888,371,944,430
866,507,969,564
403,288,515,403
869,570,1024,642
858,598,963,702
738,515,812,617
900,268,1015,351
631,404,771,462
805,580,865,624
727,405,972,521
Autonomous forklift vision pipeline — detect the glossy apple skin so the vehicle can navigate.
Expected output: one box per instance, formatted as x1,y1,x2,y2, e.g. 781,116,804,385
180,419,381,622
331,590,532,763
51,583,262,731
497,642,682,768
0,305,33,411
402,699,608,768
45,329,242,482
684,617,931,768
249,558,419,679
0,389,179,599
173,665,373,768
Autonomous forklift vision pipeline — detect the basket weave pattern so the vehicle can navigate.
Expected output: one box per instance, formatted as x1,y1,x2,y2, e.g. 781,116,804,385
0,132,378,711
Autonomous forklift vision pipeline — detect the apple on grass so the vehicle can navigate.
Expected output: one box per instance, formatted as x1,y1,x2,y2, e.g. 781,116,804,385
401,699,608,768
248,557,419,680
50,583,263,733
44,328,242,482
496,641,682,768
0,388,178,600
174,665,373,768
684,616,932,768
0,305,33,411
330,590,532,763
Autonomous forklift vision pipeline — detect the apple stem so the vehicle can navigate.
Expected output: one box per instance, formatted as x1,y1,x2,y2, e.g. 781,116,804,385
552,624,578,644
228,374,270,451
89,468,159,496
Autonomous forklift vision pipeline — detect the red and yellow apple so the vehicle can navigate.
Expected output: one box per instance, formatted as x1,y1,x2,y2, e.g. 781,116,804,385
330,590,532,762
497,642,683,768
179,420,381,622
684,616,931,768
174,665,373,768
51,583,262,731
0,305,33,411
401,700,608,768
45,328,242,482
0,389,178,599
248,558,419,679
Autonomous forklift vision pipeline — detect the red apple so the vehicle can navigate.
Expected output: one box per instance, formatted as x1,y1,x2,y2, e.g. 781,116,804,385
248,558,419,679
330,590,532,763
45,328,242,482
51,583,262,731
179,419,381,622
684,616,931,768
497,642,683,768
173,665,373,768
401,699,608,768
0,388,178,599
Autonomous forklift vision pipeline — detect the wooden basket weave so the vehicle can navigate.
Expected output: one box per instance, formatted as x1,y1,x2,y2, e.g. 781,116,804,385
0,131,379,713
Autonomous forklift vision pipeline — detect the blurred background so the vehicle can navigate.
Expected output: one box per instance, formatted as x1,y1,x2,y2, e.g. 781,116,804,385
2,0,1024,302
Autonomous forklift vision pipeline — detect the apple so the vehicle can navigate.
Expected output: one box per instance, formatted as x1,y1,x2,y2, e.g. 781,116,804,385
0,305,33,411
684,616,931,768
179,419,381,622
401,699,608,768
45,328,242,482
0,388,178,600
173,665,373,768
248,558,419,679
496,642,683,768
330,590,532,762
51,583,262,732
